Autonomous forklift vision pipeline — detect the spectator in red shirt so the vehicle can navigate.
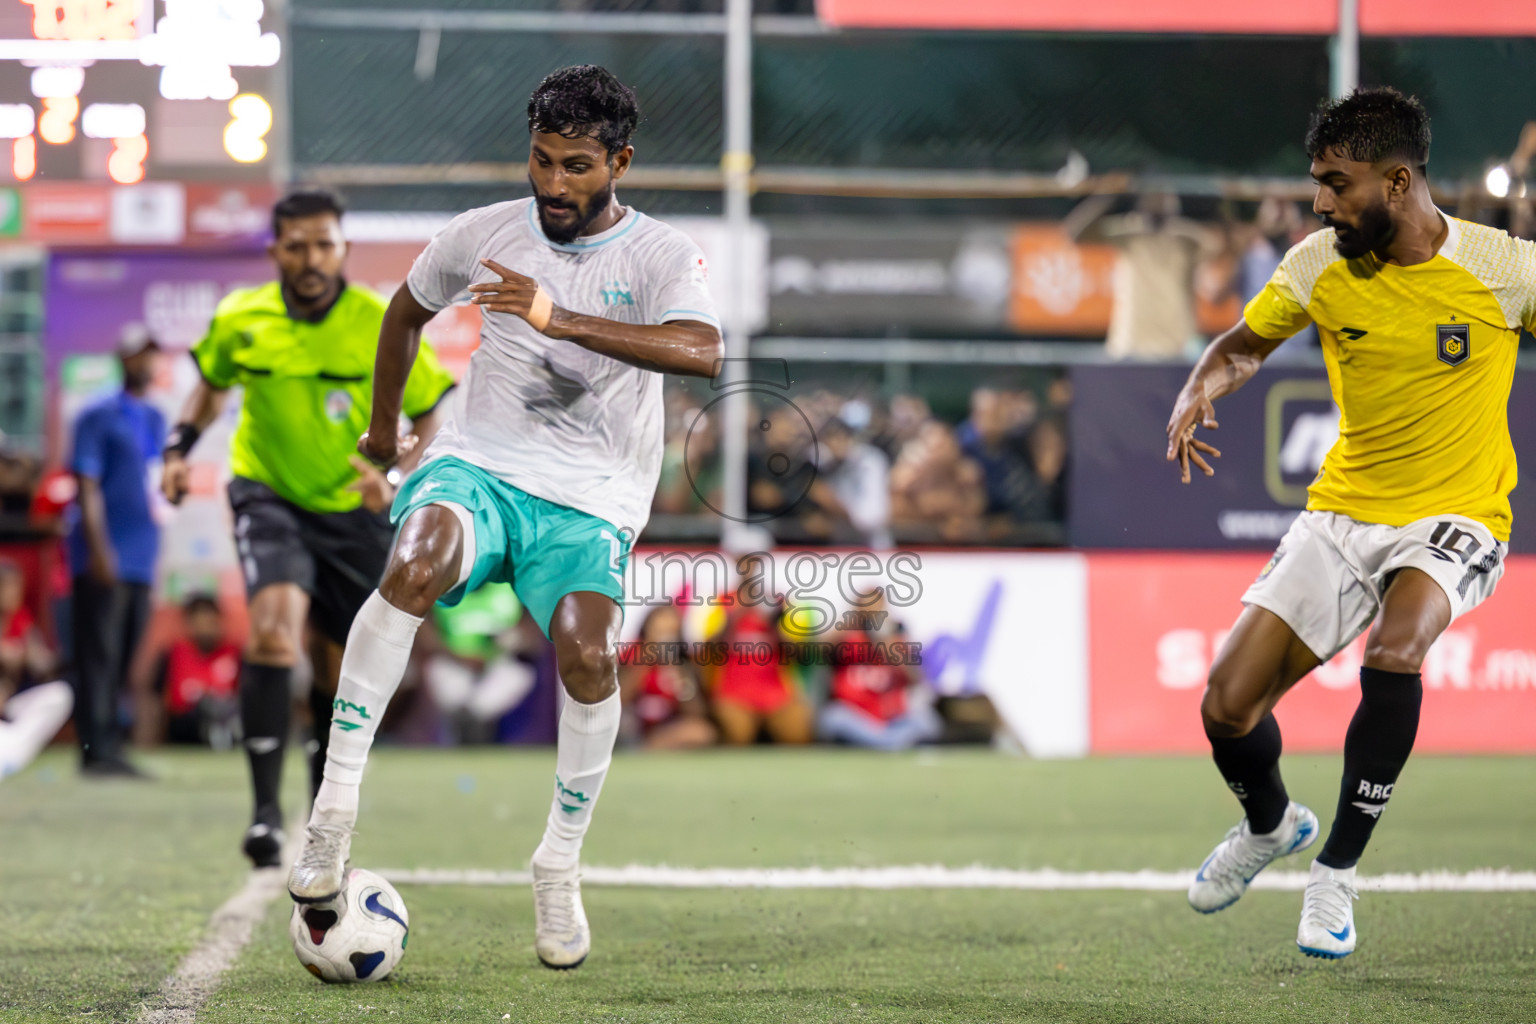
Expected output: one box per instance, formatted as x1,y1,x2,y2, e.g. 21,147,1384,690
0,560,55,693
818,593,940,751
707,578,813,746
153,594,241,748
619,604,716,750
0,559,71,779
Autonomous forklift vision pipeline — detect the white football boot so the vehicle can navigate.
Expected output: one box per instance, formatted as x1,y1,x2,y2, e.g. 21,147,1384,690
1297,860,1359,959
1188,801,1319,913
532,857,590,969
287,822,352,905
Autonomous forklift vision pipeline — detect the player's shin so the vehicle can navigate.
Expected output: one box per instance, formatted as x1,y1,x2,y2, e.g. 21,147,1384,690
1317,668,1422,869
1206,712,1290,835
309,592,423,828
535,689,621,870
240,662,293,825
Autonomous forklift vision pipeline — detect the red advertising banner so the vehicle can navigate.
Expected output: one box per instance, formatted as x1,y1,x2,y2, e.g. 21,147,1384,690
818,0,1536,35
24,183,110,243
1088,552,1536,754
184,184,277,247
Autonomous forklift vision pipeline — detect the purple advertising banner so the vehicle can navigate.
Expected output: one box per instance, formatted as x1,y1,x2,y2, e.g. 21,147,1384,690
45,249,271,374
1069,363,1536,554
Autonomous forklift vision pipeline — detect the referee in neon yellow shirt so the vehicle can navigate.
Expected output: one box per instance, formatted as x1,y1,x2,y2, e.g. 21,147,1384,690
162,190,455,867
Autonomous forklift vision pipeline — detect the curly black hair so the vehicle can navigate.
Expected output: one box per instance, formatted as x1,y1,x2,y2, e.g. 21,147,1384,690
527,64,639,157
1305,87,1431,171
271,188,345,238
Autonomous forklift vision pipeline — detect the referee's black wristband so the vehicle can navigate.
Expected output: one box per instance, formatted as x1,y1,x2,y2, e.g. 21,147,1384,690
165,422,201,459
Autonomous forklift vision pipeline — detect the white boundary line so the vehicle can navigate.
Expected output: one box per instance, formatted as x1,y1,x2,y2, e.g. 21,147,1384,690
134,830,301,1024
381,864,1536,893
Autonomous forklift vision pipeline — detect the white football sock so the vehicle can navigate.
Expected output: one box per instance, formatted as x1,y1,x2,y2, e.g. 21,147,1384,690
310,591,422,827
1312,859,1357,884
534,689,621,870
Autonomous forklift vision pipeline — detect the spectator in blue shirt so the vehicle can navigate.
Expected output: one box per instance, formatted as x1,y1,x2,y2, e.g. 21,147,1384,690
68,323,163,778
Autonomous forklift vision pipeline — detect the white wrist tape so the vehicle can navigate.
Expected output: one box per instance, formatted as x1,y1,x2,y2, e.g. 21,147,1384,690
526,286,553,332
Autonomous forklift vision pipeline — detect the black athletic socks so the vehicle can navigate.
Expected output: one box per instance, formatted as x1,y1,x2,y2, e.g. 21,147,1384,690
240,662,292,823
1206,712,1290,835
1318,667,1423,870
307,680,334,803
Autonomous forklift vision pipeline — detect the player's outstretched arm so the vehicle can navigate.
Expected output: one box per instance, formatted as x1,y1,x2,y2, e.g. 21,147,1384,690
161,378,229,504
470,259,723,378
362,284,438,468
1166,320,1285,484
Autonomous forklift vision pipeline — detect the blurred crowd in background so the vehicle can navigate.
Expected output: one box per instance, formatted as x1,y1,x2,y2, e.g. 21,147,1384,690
654,379,1072,546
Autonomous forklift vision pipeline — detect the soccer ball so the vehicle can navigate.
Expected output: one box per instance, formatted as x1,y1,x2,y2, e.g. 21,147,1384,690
290,868,410,983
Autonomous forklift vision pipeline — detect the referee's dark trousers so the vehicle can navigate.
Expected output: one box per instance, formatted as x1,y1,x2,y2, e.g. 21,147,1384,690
70,575,151,766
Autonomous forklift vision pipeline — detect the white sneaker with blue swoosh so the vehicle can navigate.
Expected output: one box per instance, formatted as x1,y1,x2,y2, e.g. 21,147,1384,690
1297,860,1359,959
1187,801,1319,914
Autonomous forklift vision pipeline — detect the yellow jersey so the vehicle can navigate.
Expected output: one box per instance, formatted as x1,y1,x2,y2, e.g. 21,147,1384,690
1244,215,1536,541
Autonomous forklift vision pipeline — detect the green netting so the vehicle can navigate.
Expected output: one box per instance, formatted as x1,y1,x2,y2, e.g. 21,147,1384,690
292,30,724,167
291,5,1536,185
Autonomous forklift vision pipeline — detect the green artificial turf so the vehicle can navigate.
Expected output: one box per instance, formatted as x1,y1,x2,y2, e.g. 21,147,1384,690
3,748,1533,1023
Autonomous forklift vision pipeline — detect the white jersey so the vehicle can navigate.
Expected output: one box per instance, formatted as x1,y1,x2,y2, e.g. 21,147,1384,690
407,198,719,535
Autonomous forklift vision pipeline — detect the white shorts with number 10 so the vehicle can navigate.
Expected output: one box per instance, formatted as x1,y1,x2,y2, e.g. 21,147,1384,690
1242,511,1507,663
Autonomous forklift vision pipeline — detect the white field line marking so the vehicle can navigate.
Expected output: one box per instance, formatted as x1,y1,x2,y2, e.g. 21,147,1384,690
380,864,1536,894
134,829,301,1024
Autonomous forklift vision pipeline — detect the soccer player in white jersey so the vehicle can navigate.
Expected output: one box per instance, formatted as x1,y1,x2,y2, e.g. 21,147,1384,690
287,65,722,969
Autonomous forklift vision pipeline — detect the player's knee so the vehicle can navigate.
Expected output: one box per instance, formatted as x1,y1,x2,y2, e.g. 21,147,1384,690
380,554,450,616
246,624,298,666
1362,637,1428,675
556,640,616,703
1200,681,1262,738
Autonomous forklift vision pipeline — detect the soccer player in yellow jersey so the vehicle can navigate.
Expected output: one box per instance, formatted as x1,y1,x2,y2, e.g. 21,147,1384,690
1166,88,1536,960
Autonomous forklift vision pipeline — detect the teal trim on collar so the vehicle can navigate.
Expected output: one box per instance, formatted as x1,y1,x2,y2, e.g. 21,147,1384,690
527,202,640,253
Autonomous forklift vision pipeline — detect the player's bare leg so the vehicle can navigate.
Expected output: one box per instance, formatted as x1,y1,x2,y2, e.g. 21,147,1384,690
287,506,460,904
1299,568,1446,959
240,582,309,868
1188,606,1321,913
531,591,623,970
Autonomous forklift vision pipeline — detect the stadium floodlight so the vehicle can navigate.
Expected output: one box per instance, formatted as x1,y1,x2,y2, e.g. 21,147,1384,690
82,103,147,140
1485,165,1511,199
0,105,35,140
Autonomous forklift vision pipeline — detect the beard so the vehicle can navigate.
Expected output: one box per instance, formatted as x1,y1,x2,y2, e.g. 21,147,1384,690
1327,199,1395,259
531,175,615,244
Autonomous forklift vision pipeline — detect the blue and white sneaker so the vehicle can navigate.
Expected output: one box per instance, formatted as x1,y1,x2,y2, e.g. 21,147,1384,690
1297,860,1358,959
1187,801,1319,913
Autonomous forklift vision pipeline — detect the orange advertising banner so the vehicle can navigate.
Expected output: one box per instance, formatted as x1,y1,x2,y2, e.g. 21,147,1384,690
1009,225,1242,338
1008,225,1116,335
1088,552,1536,754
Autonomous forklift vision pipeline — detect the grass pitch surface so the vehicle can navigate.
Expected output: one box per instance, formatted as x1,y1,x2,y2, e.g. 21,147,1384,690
2,747,1533,1022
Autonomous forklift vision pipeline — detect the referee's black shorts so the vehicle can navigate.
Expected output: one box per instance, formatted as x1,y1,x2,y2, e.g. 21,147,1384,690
228,476,395,646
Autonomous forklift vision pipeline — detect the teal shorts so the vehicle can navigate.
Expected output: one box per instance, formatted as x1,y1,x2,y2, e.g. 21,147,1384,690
390,456,632,637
